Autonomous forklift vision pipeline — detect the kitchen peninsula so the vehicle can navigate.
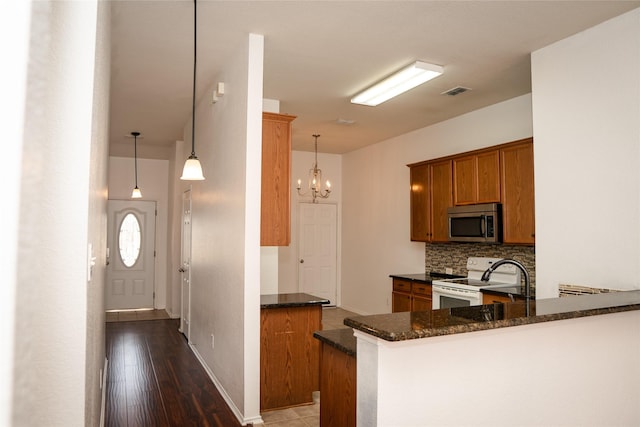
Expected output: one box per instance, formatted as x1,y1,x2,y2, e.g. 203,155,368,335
343,291,640,426
260,293,329,411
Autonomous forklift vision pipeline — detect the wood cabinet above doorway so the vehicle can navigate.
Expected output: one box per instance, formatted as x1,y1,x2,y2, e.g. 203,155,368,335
261,112,296,246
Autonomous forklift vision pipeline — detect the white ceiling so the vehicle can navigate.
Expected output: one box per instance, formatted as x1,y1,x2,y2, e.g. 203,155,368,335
109,1,640,157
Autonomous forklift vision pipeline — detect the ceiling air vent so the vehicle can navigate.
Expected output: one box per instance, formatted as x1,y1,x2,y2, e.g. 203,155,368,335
441,86,471,96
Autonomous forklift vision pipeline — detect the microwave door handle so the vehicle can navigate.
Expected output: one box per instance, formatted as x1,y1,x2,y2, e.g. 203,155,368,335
480,215,486,237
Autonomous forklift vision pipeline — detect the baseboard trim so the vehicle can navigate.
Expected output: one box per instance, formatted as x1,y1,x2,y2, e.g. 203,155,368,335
166,308,181,319
99,357,108,427
189,344,264,426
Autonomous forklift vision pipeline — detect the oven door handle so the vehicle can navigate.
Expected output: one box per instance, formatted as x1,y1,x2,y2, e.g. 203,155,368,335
433,285,473,297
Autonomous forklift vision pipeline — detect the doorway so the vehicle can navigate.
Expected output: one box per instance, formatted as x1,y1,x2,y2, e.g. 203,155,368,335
298,203,337,305
106,200,157,310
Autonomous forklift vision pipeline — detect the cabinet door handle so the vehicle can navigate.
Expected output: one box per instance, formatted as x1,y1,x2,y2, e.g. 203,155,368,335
300,259,304,264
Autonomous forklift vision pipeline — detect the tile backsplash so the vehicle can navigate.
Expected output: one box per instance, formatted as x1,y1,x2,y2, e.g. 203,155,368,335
425,243,536,287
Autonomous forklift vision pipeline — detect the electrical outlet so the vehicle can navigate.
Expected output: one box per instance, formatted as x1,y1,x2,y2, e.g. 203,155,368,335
446,267,453,275
211,334,215,349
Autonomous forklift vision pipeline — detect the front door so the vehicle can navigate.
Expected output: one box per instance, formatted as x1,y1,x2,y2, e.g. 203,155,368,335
298,203,337,305
106,200,156,310
180,190,192,339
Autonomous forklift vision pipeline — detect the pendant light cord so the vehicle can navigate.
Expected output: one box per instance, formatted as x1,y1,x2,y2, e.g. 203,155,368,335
190,0,197,158
132,131,140,187
313,134,319,171
134,134,138,186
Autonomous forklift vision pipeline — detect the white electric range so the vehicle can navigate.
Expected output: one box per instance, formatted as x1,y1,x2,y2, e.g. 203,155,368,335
432,257,521,309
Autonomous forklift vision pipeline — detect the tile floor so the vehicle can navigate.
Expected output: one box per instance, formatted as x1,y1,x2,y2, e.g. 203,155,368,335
321,306,358,330
260,306,358,426
261,401,320,427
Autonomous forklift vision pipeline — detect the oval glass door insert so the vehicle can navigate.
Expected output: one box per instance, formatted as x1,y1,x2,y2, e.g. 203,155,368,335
119,213,142,267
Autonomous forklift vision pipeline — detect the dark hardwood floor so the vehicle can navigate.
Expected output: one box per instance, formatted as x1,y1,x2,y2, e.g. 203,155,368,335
106,319,245,427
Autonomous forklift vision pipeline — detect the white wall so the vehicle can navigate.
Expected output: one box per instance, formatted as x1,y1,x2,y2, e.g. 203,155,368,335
278,151,343,298
11,1,109,425
174,33,263,424
356,309,640,426
108,156,171,312
0,1,30,423
341,94,533,315
532,8,640,297
85,2,111,425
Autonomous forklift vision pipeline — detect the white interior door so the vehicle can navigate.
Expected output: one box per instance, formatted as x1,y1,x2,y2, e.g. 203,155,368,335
106,200,156,310
298,203,337,305
180,190,192,339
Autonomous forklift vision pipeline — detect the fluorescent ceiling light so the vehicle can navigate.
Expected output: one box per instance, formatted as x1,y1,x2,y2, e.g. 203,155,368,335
351,61,443,106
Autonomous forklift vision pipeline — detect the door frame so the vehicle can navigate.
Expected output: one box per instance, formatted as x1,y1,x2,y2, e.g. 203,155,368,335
106,199,157,310
179,189,192,339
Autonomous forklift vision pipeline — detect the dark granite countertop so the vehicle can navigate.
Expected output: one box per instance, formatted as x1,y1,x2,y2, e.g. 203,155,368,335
390,272,465,284
260,293,330,309
344,290,640,342
313,328,357,358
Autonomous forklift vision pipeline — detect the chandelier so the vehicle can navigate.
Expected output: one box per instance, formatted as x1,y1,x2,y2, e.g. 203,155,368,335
296,134,331,203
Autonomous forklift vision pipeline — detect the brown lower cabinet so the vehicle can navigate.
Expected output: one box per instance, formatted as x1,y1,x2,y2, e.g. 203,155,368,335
260,305,321,411
482,293,513,304
319,342,356,427
392,278,433,313
481,292,528,319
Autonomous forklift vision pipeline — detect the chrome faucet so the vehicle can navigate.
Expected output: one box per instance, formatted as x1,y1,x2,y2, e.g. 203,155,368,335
481,258,532,316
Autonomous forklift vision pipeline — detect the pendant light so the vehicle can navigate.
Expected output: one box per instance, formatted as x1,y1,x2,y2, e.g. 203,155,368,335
131,131,142,198
181,0,205,180
296,134,331,203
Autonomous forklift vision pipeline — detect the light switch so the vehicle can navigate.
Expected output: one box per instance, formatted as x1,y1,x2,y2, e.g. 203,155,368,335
87,243,96,282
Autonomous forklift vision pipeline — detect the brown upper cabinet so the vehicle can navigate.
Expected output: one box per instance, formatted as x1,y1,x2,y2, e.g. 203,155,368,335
409,163,430,241
453,150,500,205
261,112,296,246
500,139,535,245
409,159,452,242
430,160,453,242
408,138,534,246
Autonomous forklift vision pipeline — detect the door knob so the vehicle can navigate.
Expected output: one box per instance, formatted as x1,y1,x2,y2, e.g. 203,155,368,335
300,259,304,264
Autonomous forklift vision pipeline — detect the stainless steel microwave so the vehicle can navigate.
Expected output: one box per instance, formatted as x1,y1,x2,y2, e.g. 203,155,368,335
447,203,502,243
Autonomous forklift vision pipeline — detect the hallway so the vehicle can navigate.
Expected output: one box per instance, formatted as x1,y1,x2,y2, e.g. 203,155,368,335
105,319,244,426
